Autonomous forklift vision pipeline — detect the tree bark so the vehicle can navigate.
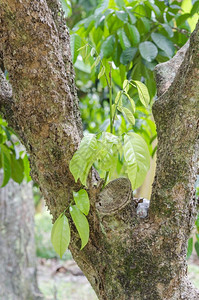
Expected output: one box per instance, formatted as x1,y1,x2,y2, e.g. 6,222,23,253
0,1,198,299
0,174,43,300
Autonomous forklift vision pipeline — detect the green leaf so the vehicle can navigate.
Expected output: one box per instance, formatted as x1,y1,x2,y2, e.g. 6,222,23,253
60,0,72,17
91,55,101,69
123,132,150,189
139,41,158,62
132,81,150,107
98,142,118,175
191,1,199,16
120,107,135,125
99,119,110,132
195,214,199,228
115,0,125,9
140,17,150,33
51,214,70,258
176,13,191,26
81,44,88,59
73,189,90,216
70,34,81,63
97,133,119,174
11,156,24,184
187,237,193,259
162,24,174,38
195,241,199,257
145,2,161,17
117,28,131,50
124,93,135,113
196,233,199,243
0,145,11,187
91,47,96,56
127,24,140,45
115,91,122,106
23,154,32,182
77,44,87,52
98,65,105,79
101,35,115,58
70,205,89,250
101,132,119,144
126,9,137,24
115,11,128,22
69,134,98,186
123,79,129,93
151,33,175,58
120,47,137,65
94,0,109,16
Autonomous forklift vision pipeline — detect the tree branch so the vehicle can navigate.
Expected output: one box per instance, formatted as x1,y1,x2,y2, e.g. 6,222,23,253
154,41,189,97
0,0,85,218
150,22,199,230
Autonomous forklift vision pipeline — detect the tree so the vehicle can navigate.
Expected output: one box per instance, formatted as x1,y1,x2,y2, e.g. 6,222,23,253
0,0,198,299
0,174,43,300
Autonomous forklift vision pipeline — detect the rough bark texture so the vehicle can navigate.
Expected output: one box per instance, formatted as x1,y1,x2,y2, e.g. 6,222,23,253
0,1,198,299
0,174,43,300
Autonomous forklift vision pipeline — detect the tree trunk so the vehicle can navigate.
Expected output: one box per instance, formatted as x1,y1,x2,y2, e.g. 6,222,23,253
0,174,43,300
0,1,198,299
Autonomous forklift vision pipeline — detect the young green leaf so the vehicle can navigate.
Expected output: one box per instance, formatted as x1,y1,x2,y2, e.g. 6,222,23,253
123,79,129,93
195,241,199,257
81,44,88,59
115,91,122,106
73,189,90,216
119,107,135,125
91,47,96,56
0,145,11,187
98,65,105,79
77,44,87,51
124,93,136,113
51,214,70,258
123,132,150,189
132,81,150,107
91,55,101,69
70,34,81,64
70,205,89,250
101,132,119,144
85,51,91,63
97,133,119,174
69,134,98,186
23,154,32,182
187,237,193,259
112,104,116,117
98,142,118,175
60,0,72,17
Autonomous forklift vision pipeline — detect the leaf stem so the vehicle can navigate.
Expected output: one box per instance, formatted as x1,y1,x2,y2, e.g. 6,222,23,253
109,62,113,134
112,92,123,127
102,171,109,189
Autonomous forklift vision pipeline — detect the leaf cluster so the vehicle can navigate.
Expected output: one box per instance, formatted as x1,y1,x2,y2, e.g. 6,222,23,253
51,189,90,258
0,117,31,186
